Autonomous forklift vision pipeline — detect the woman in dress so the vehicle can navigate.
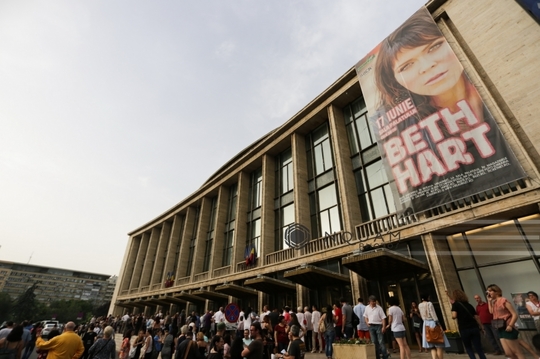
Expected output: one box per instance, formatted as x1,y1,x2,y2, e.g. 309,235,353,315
87,326,116,359
196,331,207,357
0,325,24,359
387,297,411,359
206,335,224,359
160,328,174,359
319,305,337,359
119,330,133,359
450,289,486,359
274,315,289,353
487,284,525,359
419,293,449,359
410,301,426,353
132,330,145,359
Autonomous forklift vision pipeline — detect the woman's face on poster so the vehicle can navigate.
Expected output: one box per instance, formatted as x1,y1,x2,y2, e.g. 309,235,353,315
392,36,463,98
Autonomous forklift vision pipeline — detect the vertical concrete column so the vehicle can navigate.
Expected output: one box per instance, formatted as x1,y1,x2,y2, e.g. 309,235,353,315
422,232,461,330
119,236,141,292
140,226,161,288
327,104,362,234
260,154,275,264
176,207,198,279
109,235,140,314
150,220,172,287
129,232,151,290
192,197,212,276
233,172,250,270
162,214,184,286
291,133,311,231
211,186,229,272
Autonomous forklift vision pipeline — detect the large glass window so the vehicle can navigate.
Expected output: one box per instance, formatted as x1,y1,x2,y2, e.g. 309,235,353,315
275,149,295,250
202,197,218,272
449,216,540,301
345,97,396,222
247,169,263,257
222,184,237,267
306,123,342,238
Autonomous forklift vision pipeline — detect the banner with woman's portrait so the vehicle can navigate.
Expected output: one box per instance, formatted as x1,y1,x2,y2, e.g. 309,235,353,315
355,7,525,214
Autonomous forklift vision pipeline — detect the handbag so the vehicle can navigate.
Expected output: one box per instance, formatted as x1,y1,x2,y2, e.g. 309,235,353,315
318,316,327,333
129,346,137,359
491,319,506,329
425,324,445,344
413,322,421,328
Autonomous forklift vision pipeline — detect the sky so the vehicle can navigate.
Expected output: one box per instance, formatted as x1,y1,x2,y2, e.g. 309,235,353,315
0,0,427,277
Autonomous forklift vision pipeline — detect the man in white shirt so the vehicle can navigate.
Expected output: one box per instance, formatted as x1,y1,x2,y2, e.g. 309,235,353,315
364,295,388,359
311,305,322,354
354,298,370,341
213,307,225,323
304,306,313,352
260,305,270,324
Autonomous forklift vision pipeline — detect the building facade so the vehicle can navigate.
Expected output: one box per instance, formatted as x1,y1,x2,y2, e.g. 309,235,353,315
111,0,540,342
0,260,116,304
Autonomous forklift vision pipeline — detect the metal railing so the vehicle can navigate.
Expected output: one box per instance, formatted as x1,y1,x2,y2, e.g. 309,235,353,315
213,266,231,277
193,272,209,282
265,247,295,265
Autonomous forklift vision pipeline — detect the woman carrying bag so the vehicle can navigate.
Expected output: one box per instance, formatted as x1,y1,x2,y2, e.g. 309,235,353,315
87,327,116,359
418,294,449,359
450,289,487,359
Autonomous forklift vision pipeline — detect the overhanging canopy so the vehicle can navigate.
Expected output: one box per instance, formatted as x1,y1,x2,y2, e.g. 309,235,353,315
244,276,296,293
192,288,230,302
173,291,206,303
215,283,258,298
284,265,349,288
342,248,429,280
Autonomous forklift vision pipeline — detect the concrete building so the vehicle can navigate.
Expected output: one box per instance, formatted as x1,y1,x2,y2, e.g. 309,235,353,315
110,0,540,341
0,260,115,304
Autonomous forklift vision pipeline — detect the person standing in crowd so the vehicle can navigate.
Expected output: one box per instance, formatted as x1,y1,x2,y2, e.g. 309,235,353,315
0,322,14,340
0,325,24,359
418,294,449,359
175,328,203,359
277,325,305,359
451,289,487,359
22,322,41,359
354,298,370,341
364,295,389,359
303,306,313,352
487,284,525,359
274,315,289,353
340,298,353,339
387,297,411,359
474,294,503,354
119,330,132,359
81,325,97,359
311,305,322,354
87,326,116,359
526,291,540,333
160,328,174,359
319,305,336,359
333,302,343,340
141,329,153,359
36,322,84,359
296,307,305,335
410,301,426,353
241,322,264,359
259,305,270,324
206,335,224,359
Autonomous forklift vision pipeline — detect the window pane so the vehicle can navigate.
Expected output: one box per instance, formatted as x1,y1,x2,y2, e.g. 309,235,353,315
479,260,539,301
314,145,324,175
312,125,328,145
354,170,366,195
447,234,474,268
352,98,366,117
346,124,359,155
322,140,333,171
318,184,337,211
383,184,396,214
458,269,483,300
467,221,530,265
366,160,387,189
518,215,540,255
283,204,295,226
329,206,342,233
320,210,331,236
356,115,373,150
359,193,372,222
371,187,389,218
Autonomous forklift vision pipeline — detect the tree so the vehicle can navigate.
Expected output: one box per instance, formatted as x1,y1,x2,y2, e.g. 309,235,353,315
12,282,39,322
0,292,12,321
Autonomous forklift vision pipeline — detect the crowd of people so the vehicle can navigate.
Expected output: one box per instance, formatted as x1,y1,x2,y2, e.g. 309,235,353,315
3,284,540,359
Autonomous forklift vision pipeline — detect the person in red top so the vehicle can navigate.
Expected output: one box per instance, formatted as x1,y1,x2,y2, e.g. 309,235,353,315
333,303,343,340
474,294,503,355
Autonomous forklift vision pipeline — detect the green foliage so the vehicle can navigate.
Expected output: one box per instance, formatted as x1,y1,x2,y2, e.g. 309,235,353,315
11,282,39,322
0,292,13,321
44,299,95,323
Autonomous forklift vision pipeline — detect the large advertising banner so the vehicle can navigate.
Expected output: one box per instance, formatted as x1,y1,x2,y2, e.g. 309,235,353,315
355,7,525,214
